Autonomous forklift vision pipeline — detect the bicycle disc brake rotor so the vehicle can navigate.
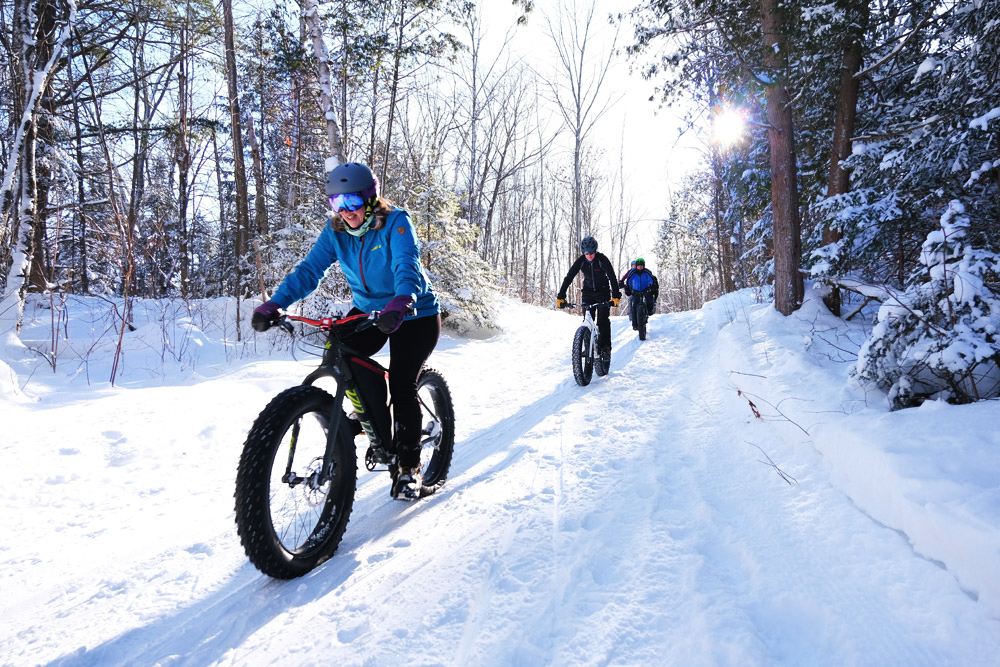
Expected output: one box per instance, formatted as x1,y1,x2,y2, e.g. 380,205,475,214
303,456,329,507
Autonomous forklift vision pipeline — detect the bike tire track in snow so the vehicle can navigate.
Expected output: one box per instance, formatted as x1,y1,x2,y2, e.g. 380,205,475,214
4,299,998,666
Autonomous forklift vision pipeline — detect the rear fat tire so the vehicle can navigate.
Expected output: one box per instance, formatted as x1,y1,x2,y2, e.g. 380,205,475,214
234,385,357,579
596,344,610,376
415,368,455,489
572,326,593,386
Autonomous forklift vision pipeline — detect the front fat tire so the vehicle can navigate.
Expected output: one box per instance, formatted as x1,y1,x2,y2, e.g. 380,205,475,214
572,326,593,386
638,303,647,341
415,368,455,488
234,385,357,579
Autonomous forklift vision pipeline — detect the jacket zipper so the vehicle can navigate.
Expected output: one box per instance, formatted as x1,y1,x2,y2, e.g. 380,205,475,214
358,235,368,292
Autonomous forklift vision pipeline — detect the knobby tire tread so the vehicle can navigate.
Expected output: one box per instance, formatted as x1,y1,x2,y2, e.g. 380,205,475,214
572,326,593,386
234,385,356,579
416,368,456,488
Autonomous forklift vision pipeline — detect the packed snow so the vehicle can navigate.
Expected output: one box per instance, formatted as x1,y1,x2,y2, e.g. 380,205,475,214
2,285,998,666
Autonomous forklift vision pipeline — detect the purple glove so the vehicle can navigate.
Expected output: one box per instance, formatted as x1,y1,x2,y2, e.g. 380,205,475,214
252,300,282,332
377,295,414,334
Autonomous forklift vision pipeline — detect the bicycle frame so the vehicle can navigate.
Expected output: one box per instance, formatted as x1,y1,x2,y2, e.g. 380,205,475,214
565,301,612,363
581,307,599,363
279,312,385,486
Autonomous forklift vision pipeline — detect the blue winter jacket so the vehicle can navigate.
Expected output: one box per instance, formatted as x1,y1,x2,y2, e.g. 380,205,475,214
626,269,657,293
271,208,439,320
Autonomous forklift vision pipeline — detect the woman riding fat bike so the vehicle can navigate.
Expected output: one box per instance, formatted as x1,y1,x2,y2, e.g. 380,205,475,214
252,161,440,500
235,308,455,578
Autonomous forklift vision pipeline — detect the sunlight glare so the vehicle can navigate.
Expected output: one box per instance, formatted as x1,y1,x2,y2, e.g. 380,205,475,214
713,109,745,147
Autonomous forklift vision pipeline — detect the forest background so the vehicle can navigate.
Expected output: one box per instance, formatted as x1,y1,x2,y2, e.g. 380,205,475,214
1,0,999,408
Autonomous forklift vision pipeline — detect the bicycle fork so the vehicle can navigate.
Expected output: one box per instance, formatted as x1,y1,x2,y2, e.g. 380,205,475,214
585,312,599,364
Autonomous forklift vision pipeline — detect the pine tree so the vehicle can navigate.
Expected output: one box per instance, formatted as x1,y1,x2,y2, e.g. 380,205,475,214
855,201,1000,409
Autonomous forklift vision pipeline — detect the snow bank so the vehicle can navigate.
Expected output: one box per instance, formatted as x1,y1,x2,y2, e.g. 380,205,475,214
714,284,1000,616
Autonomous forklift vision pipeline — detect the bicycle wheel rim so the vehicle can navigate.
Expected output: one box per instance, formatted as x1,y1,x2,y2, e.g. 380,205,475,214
267,410,349,557
415,370,454,486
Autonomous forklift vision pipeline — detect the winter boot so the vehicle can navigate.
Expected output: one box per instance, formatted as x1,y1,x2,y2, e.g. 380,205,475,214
390,422,425,499
390,464,428,500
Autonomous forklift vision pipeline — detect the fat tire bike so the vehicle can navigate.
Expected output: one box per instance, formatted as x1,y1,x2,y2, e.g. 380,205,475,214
631,288,651,341
565,301,613,386
234,311,455,579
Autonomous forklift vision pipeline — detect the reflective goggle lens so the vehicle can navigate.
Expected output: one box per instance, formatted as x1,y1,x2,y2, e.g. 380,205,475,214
329,192,365,212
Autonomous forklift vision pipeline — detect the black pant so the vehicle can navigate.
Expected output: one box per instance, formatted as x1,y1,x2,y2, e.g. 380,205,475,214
344,312,441,468
629,291,654,325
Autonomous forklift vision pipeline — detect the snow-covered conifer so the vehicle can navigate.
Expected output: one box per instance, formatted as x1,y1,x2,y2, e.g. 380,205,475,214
855,201,1000,409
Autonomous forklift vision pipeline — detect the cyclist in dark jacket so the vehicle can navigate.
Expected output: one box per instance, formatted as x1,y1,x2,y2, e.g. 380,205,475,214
556,236,621,355
619,260,636,290
623,257,658,329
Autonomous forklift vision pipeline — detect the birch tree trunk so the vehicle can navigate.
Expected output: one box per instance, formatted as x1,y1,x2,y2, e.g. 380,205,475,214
0,0,76,334
760,0,803,315
300,0,346,165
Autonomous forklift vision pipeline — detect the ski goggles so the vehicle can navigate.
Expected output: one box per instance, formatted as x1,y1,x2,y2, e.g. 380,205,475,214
328,192,366,213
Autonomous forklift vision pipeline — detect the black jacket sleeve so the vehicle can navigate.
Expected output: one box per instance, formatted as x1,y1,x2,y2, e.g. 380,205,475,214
557,256,585,300
602,256,622,299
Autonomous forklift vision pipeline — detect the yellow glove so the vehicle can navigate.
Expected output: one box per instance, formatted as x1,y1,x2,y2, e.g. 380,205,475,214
557,298,567,309
611,297,620,307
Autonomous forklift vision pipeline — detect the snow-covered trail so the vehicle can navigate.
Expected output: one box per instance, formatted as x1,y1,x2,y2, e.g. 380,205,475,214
3,301,998,666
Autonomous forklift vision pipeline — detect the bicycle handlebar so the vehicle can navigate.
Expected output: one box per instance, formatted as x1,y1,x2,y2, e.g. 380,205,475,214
279,311,371,334
276,308,417,335
563,301,615,309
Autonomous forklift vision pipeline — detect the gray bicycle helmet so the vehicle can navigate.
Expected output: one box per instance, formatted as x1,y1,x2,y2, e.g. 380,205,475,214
326,162,379,200
581,236,598,254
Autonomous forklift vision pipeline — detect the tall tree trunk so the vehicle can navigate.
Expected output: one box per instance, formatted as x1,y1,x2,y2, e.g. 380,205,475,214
760,0,803,315
66,32,89,293
246,116,267,239
368,69,380,166
301,0,346,165
211,130,229,297
246,115,269,299
222,0,250,297
0,0,75,330
28,0,58,293
177,22,191,298
125,34,147,301
340,0,349,153
380,0,406,185
822,0,868,316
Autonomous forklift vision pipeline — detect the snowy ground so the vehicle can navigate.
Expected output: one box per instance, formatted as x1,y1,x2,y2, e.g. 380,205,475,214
2,287,998,666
